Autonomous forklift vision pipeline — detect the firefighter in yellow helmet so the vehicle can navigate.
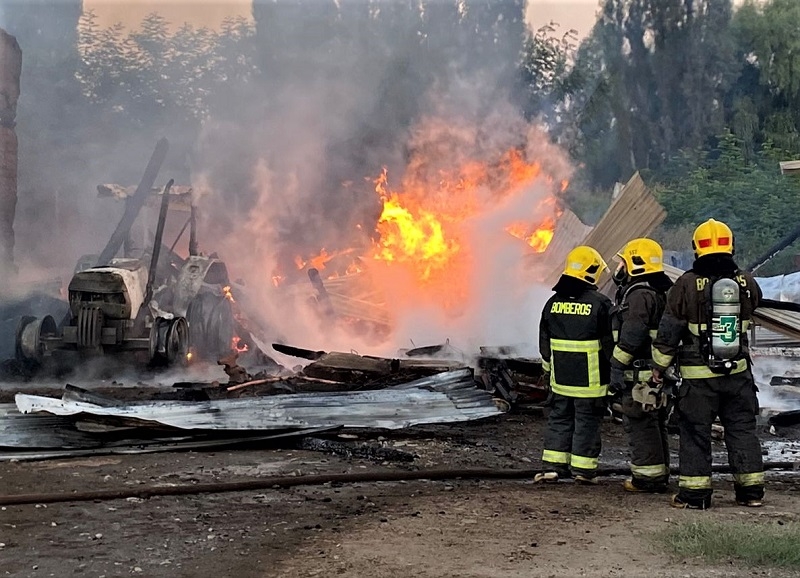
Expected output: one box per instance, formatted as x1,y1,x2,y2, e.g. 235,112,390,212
608,238,673,493
536,245,614,484
651,219,764,509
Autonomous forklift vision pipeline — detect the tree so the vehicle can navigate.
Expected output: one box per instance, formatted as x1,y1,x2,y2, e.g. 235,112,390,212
731,0,800,156
657,131,800,273
557,0,739,186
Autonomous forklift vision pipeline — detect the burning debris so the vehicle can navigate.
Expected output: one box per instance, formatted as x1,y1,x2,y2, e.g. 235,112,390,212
2,139,282,378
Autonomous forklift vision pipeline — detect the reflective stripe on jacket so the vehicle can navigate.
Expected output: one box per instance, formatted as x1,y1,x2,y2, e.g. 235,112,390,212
540,286,614,398
610,281,667,376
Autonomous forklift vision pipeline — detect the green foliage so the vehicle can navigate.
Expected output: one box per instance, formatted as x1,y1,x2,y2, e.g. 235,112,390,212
519,23,579,124
76,10,256,126
545,0,740,187
521,0,800,275
658,520,800,568
656,130,800,270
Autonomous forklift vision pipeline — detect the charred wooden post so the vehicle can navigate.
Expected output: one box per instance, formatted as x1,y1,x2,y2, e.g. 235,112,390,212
97,138,169,266
0,29,21,282
189,203,198,256
144,179,174,305
308,267,335,318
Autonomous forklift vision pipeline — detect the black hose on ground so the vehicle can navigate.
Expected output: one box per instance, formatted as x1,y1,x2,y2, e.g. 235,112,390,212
1,462,797,507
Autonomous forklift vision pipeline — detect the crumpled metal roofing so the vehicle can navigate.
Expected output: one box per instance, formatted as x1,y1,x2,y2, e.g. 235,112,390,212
0,404,101,449
14,369,503,432
545,172,666,288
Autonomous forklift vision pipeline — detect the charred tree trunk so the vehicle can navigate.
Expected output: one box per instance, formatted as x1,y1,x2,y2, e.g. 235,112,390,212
0,29,21,282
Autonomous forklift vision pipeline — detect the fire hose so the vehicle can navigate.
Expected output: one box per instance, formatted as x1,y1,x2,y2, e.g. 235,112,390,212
1,462,798,506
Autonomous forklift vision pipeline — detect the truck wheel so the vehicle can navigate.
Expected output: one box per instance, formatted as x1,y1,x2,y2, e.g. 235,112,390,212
149,317,190,367
165,317,190,366
186,292,234,361
16,315,57,363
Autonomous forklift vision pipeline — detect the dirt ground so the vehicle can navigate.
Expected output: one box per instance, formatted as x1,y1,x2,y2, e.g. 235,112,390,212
3,389,800,578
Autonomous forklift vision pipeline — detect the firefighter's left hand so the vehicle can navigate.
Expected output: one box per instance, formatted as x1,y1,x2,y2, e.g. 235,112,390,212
650,368,664,384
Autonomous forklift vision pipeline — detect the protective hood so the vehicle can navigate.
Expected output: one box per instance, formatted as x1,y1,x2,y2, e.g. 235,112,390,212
552,274,597,298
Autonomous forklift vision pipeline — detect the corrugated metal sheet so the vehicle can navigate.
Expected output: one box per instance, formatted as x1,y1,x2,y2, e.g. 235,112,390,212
663,263,683,282
752,307,800,342
0,404,102,449
545,172,666,287
751,327,800,348
15,370,503,431
0,423,337,458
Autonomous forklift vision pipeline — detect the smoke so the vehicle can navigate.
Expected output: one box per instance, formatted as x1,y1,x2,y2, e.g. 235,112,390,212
193,53,573,357
751,355,800,412
6,1,573,368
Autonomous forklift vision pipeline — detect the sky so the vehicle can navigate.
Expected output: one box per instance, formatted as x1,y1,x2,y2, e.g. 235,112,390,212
84,0,603,39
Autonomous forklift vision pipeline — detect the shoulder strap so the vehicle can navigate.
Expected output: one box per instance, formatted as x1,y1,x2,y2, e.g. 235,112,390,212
620,281,656,308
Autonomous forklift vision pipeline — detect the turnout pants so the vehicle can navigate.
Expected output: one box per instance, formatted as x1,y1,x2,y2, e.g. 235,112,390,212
676,370,764,508
621,388,670,489
542,393,604,477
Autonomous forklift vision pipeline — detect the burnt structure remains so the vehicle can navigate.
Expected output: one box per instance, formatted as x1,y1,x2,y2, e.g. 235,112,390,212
0,28,20,281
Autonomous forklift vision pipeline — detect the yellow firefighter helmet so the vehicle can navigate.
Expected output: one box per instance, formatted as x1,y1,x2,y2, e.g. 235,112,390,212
563,246,608,285
616,238,664,277
692,218,734,257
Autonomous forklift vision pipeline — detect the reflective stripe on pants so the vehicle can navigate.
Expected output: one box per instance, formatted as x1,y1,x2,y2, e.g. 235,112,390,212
621,390,670,485
542,449,570,465
676,371,764,504
542,393,602,476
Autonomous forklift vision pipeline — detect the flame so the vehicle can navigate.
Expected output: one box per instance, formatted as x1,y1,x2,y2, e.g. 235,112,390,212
372,168,459,280
268,139,569,326
232,336,249,353
222,285,235,303
506,215,557,253
369,148,564,283
528,224,556,252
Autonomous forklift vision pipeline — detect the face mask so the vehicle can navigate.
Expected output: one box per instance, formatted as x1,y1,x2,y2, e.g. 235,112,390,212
612,262,628,286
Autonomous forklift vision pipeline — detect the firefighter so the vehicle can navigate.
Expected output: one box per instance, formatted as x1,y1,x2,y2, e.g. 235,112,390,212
608,238,673,493
536,245,614,484
651,218,764,509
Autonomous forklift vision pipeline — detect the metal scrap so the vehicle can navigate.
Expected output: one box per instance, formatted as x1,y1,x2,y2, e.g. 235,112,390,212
15,369,504,432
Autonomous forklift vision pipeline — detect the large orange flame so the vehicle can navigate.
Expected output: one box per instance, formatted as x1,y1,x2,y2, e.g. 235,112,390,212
360,147,566,313
270,141,568,330
372,168,460,280
370,148,564,270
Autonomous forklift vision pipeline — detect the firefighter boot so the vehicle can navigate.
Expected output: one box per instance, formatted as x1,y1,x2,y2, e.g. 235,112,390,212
534,465,571,483
670,494,711,510
623,478,667,494
574,474,599,485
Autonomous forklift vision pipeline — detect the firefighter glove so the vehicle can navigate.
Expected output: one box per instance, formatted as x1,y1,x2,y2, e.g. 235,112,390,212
609,365,626,395
632,381,667,412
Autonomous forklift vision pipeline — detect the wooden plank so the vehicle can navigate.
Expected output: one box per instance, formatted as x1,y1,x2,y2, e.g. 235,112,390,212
544,172,666,290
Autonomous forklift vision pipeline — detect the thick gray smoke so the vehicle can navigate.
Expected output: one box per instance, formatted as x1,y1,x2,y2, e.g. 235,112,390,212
3,0,577,365
191,1,573,356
